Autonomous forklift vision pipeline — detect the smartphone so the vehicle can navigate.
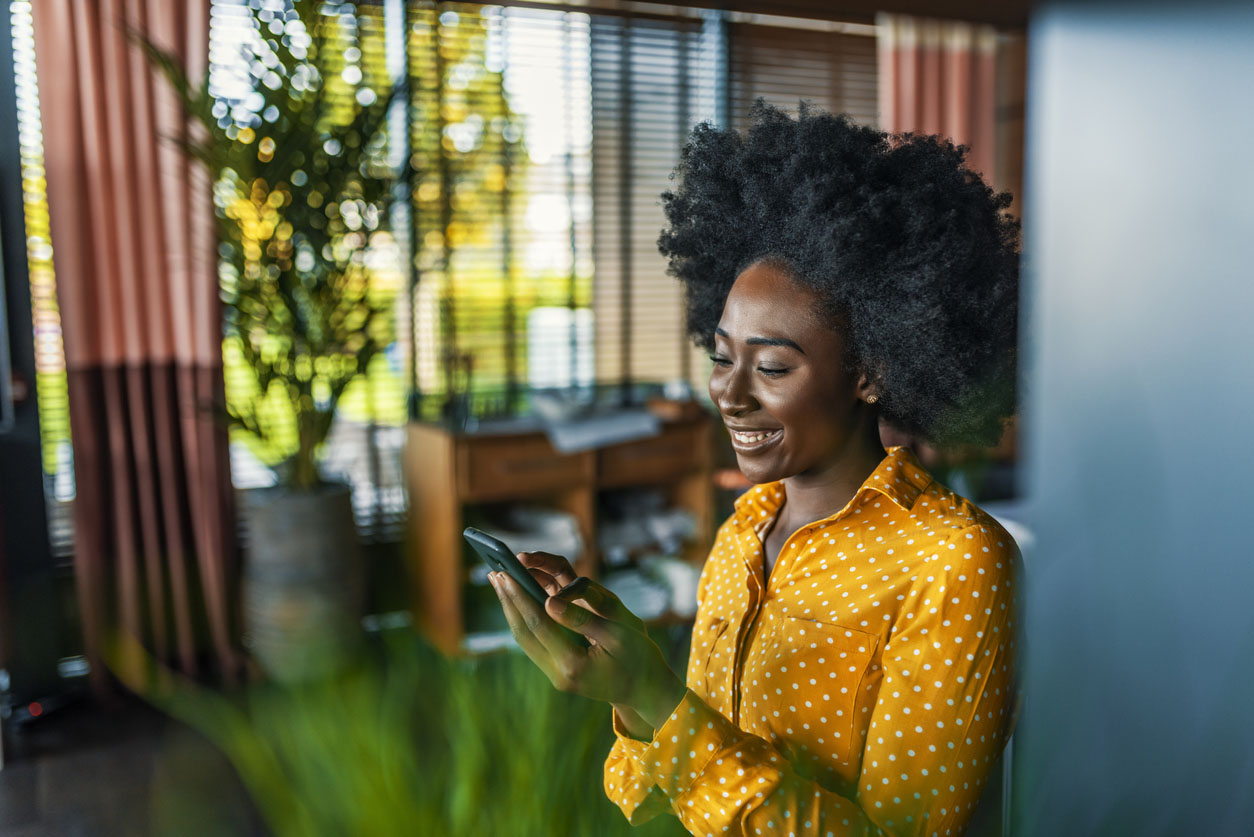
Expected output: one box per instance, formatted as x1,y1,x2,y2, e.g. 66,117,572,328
463,527,589,647
463,526,551,606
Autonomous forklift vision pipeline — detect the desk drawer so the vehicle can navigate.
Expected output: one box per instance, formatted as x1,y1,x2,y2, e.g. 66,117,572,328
597,421,707,488
457,434,594,501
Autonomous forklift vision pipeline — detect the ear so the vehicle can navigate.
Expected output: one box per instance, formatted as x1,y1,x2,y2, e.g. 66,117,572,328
854,371,878,403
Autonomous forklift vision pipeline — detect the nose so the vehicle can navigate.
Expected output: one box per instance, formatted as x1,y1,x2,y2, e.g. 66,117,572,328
711,361,756,418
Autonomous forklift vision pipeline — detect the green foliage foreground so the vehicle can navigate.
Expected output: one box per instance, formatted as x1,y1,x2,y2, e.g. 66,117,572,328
114,631,687,836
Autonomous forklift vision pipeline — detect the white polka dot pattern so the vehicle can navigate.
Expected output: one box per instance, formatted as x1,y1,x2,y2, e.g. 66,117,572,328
603,446,1022,836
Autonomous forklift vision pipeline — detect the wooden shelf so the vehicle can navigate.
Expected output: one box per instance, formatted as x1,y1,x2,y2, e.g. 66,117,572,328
404,415,713,654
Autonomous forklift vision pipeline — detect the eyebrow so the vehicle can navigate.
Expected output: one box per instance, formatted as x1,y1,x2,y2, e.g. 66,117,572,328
715,327,806,355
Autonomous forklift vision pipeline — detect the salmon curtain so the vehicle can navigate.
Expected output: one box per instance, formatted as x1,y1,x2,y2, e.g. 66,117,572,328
31,0,241,691
876,14,1022,463
876,13,998,181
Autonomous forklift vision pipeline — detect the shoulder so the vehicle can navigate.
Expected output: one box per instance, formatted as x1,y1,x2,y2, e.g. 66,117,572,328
914,477,1017,547
909,479,1022,592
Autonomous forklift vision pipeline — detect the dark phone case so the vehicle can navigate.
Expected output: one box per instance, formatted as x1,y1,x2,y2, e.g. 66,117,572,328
463,527,551,606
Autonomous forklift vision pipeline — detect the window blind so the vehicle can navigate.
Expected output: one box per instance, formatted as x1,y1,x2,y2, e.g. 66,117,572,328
405,2,594,421
9,0,74,558
729,16,879,130
588,12,718,398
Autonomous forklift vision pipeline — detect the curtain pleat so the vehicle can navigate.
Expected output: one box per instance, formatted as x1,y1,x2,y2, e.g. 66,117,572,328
31,0,241,691
876,14,998,181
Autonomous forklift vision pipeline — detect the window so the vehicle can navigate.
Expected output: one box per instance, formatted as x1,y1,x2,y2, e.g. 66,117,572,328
405,3,595,419
11,0,882,547
588,11,717,397
9,0,73,557
204,1,885,539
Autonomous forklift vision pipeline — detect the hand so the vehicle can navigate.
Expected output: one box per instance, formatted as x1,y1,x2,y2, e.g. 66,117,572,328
490,553,687,731
512,551,654,737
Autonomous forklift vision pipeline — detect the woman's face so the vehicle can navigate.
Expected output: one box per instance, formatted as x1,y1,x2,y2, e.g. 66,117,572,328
708,260,867,486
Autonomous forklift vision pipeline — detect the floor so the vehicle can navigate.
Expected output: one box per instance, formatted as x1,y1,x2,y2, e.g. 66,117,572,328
0,692,267,836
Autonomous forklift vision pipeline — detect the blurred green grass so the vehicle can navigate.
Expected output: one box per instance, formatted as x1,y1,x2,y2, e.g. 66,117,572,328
124,630,687,836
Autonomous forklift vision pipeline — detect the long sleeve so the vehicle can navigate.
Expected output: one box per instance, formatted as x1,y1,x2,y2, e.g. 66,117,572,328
854,525,1020,834
639,689,884,836
603,520,733,825
604,707,676,824
623,525,1019,837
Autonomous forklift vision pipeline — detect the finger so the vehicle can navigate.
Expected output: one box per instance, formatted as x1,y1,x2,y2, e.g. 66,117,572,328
552,577,632,625
492,574,559,677
516,551,577,588
526,567,562,596
496,571,582,660
545,596,624,654
553,579,644,631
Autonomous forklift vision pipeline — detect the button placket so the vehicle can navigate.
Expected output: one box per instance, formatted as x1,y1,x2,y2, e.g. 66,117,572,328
734,521,818,724
730,523,766,726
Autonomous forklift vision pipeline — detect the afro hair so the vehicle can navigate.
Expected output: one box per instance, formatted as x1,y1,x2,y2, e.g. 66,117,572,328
659,100,1020,448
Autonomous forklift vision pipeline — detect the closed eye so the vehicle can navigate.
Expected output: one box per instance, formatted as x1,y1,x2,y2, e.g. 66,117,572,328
708,356,790,377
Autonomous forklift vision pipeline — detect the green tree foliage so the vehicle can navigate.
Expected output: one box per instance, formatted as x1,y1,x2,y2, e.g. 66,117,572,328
407,5,541,414
139,1,395,489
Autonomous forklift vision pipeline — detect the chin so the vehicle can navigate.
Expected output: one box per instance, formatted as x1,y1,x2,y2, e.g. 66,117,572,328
736,457,786,486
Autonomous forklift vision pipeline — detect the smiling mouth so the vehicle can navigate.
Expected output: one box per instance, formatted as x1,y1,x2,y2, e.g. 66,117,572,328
729,428,782,449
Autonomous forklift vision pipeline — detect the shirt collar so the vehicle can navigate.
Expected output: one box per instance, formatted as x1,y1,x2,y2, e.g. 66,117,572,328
732,445,933,528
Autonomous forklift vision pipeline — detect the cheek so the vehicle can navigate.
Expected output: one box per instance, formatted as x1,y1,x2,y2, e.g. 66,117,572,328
774,382,846,440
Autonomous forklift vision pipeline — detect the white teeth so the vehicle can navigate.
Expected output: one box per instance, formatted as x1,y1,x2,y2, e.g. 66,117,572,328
733,429,778,444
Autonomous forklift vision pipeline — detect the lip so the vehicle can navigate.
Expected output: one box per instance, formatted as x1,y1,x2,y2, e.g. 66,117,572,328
726,426,783,453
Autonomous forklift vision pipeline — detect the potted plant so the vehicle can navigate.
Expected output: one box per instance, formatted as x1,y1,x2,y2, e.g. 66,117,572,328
139,2,397,680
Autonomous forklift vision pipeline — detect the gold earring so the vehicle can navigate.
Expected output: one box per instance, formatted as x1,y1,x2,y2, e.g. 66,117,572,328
866,394,879,404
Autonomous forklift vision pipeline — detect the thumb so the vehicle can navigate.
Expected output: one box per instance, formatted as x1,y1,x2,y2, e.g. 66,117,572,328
546,596,621,653
553,577,645,631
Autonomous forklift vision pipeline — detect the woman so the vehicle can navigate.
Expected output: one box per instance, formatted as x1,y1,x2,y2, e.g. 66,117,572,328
488,102,1022,836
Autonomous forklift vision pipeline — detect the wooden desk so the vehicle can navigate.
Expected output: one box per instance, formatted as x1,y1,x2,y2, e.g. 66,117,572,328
404,415,713,654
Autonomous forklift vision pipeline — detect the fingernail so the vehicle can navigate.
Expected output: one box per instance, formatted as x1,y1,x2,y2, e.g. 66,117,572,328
549,596,567,614
488,572,499,588
555,577,590,600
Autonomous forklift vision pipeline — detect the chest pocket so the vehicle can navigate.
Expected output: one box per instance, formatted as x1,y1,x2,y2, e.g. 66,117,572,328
760,616,879,772
688,615,733,710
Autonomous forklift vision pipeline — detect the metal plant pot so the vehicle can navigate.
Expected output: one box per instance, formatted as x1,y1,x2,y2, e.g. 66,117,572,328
241,483,364,682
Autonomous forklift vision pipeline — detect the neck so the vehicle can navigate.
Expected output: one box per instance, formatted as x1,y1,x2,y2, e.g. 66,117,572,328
777,410,887,529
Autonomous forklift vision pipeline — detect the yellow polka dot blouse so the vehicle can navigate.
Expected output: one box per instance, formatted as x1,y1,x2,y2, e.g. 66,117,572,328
604,445,1022,836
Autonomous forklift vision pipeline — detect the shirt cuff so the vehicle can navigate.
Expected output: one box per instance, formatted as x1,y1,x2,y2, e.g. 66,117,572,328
639,688,735,800
606,706,673,825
